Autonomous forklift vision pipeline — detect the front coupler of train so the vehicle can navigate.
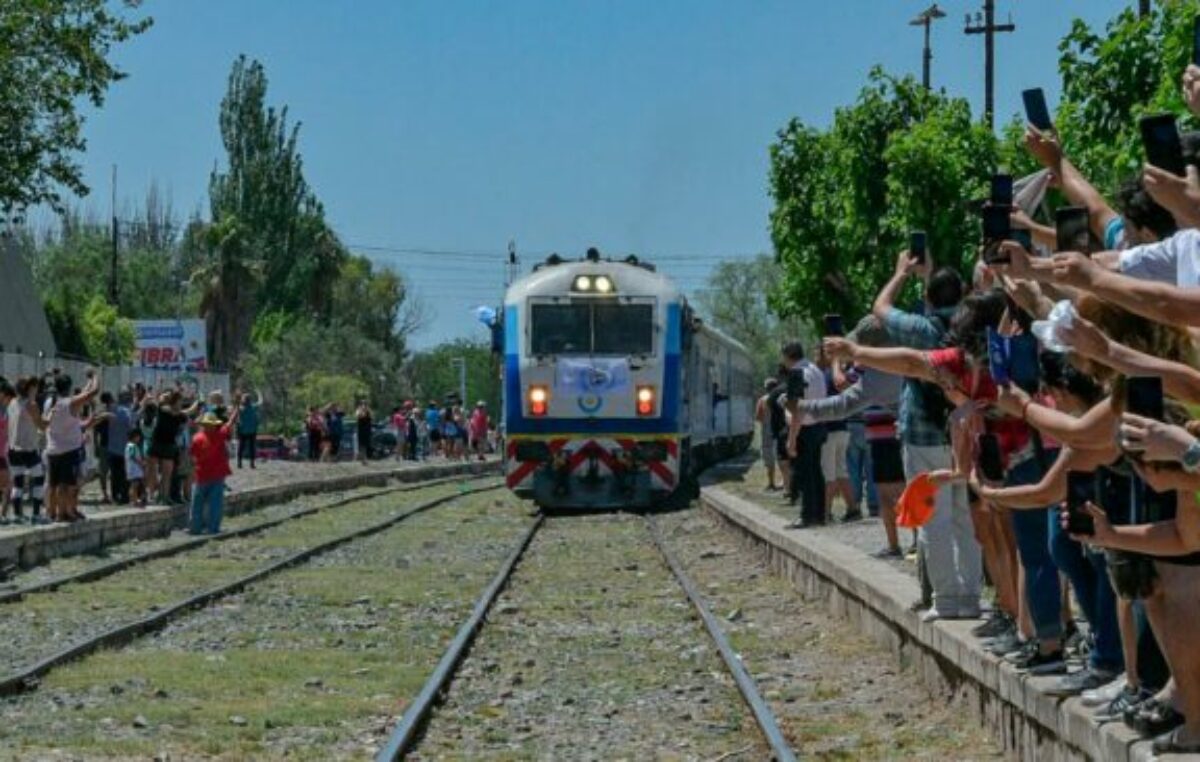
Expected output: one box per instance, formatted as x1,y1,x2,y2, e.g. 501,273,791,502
505,436,683,509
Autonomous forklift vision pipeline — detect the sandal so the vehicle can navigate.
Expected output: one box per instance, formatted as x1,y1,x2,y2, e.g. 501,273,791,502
1125,697,1184,736
1151,728,1200,755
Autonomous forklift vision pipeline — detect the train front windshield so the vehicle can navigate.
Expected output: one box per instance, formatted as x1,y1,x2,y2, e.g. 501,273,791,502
531,302,654,356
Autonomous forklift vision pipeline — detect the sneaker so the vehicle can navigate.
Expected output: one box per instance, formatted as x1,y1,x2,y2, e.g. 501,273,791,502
1124,696,1185,736
841,510,863,523
1045,667,1118,698
1081,674,1128,708
1095,684,1152,722
971,611,1014,639
921,607,955,623
985,632,1025,657
870,546,903,559
1009,647,1066,675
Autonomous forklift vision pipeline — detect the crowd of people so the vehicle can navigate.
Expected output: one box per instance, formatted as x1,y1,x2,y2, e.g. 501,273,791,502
755,62,1200,754
0,374,255,535
301,397,495,464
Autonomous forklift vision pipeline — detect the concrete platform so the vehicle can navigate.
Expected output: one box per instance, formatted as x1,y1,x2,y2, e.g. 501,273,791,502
701,485,1197,762
0,459,500,570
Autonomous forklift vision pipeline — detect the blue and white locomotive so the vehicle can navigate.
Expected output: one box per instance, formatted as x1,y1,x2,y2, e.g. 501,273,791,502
500,248,754,509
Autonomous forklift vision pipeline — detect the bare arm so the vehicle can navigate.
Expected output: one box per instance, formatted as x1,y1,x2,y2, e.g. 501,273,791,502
1053,253,1200,328
836,344,934,384
978,446,1114,509
996,387,1118,450
1064,317,1200,404
872,249,923,322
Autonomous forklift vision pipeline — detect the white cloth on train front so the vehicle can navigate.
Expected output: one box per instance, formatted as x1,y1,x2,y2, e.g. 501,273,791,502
555,358,632,395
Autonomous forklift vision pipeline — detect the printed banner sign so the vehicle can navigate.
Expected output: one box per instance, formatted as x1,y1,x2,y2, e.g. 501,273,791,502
132,319,208,371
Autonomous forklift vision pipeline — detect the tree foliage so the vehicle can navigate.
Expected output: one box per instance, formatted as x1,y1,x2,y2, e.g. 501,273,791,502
1055,0,1200,195
769,71,998,327
79,295,135,365
696,254,808,376
237,321,407,434
0,0,151,217
404,339,501,413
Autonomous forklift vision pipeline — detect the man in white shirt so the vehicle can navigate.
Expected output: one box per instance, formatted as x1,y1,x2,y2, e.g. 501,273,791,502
782,341,828,528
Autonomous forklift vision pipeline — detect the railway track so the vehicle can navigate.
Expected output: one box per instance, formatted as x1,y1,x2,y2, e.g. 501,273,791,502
0,472,494,606
0,479,503,697
380,510,797,761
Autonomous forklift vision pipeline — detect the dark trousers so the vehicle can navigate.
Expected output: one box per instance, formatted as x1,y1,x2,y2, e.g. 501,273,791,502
789,426,827,524
238,435,257,468
109,453,129,505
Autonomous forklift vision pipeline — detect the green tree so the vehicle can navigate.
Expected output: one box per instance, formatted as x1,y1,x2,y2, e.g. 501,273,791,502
404,340,500,412
199,55,347,368
331,255,409,352
769,71,998,326
1055,1,1200,195
0,1,151,218
292,372,369,418
79,295,135,365
696,254,809,376
237,321,407,434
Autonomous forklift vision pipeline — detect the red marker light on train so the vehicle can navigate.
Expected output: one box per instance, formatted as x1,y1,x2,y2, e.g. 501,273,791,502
636,386,655,416
529,386,549,416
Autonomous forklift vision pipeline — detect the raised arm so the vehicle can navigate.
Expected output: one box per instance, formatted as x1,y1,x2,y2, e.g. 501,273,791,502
823,338,934,384
995,386,1118,450
1051,252,1200,328
1061,316,1200,404
872,249,923,322
69,372,101,413
799,380,869,424
1024,127,1120,243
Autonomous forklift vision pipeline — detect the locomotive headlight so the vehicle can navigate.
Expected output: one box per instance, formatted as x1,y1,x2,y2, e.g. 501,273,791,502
528,385,549,416
593,275,613,294
635,385,656,416
573,275,592,292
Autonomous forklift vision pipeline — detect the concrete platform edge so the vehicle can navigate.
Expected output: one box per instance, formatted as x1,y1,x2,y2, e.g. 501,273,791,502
0,460,500,570
701,485,1143,762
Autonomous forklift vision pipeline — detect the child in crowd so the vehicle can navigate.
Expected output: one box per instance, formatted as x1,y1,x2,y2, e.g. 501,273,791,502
126,429,147,508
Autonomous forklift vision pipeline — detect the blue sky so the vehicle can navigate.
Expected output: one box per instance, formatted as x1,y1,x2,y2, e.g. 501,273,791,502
77,0,1136,348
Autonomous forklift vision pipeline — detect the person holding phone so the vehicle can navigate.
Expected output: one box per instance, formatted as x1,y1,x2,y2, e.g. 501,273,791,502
781,341,828,528
796,316,906,556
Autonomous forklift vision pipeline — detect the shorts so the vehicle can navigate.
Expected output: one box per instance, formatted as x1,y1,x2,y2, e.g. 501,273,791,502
761,430,776,468
149,441,179,461
821,430,851,481
0,455,7,472
869,439,904,483
47,451,80,487
429,430,442,443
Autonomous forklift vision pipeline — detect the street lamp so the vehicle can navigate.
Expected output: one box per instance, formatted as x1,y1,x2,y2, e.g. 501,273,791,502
909,3,947,90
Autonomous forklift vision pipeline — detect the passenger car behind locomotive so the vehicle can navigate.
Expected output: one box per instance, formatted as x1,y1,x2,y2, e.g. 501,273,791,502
501,249,754,509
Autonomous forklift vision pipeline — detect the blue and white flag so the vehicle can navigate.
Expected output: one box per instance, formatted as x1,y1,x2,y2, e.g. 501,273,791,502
555,358,631,395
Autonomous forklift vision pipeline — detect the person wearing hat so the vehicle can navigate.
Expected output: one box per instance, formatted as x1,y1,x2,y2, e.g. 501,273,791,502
189,404,240,535
469,401,489,461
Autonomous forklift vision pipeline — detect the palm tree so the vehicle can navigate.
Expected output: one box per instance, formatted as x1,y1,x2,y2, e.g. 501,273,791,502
191,216,260,370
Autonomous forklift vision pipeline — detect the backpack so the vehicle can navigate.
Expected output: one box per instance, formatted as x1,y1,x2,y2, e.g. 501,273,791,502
914,313,954,435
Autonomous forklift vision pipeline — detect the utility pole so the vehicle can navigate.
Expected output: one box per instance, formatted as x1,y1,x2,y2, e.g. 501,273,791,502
109,164,119,305
909,4,946,90
964,1,1016,130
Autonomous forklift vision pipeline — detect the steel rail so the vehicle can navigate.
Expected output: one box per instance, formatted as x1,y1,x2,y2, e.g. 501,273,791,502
375,513,545,761
0,474,496,606
645,515,798,762
0,484,503,697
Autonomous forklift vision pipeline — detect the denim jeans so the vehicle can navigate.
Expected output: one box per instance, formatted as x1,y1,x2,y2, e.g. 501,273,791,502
1048,511,1121,671
1006,457,1063,641
846,422,878,514
191,480,226,534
